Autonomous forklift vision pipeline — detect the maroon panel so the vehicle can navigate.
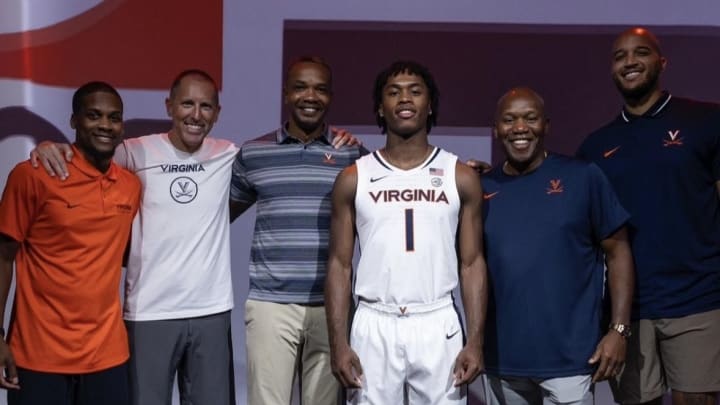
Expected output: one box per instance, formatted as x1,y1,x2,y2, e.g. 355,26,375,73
283,22,720,164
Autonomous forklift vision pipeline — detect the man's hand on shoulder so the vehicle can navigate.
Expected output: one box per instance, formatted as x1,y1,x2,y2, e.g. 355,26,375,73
29,141,73,180
465,159,492,175
330,127,363,149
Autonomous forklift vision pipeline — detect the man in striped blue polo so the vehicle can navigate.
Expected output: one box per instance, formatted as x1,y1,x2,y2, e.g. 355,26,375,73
230,57,367,405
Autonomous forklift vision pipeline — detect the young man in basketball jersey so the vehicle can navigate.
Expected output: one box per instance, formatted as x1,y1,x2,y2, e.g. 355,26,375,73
325,60,487,404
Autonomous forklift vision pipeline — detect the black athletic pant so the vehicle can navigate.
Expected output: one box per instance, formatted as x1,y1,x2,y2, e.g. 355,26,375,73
7,362,129,405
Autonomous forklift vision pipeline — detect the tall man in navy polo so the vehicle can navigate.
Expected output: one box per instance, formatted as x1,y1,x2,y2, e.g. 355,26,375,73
230,57,367,405
577,28,720,405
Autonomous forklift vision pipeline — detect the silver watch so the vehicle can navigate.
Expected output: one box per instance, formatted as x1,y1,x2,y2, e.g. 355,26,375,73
609,323,631,339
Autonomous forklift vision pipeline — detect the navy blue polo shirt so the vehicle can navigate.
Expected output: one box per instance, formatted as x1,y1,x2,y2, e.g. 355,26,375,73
482,154,629,378
577,93,720,320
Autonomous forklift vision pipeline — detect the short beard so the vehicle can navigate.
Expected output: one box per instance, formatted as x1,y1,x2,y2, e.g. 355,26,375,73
614,69,661,101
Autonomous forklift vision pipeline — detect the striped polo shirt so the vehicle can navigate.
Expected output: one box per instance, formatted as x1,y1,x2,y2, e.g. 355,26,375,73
231,126,366,304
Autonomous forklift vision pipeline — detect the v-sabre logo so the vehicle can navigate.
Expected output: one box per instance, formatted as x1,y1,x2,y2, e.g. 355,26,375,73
170,176,198,204
369,189,449,204
323,152,336,164
546,179,563,195
161,163,206,173
663,130,683,147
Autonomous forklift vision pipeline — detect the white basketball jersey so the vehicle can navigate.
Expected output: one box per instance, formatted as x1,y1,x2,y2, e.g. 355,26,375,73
354,147,460,305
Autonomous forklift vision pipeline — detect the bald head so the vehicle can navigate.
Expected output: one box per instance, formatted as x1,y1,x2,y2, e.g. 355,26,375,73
495,87,545,121
611,27,666,102
169,69,219,105
494,87,549,175
613,27,663,56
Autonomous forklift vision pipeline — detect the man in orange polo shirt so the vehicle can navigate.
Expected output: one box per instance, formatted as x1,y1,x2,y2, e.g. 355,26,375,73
0,81,141,405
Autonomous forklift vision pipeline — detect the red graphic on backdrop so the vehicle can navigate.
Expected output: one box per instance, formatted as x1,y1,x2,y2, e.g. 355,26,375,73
0,0,222,89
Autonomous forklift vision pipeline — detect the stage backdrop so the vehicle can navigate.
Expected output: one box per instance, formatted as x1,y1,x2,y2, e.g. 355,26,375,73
1,0,719,403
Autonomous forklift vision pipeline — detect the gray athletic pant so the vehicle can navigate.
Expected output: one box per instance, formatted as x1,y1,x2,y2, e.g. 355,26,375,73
125,311,235,405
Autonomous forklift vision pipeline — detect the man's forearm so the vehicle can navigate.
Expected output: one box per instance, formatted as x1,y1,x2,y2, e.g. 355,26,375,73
460,259,487,346
0,263,11,329
325,261,353,350
0,239,19,329
603,228,634,324
606,250,633,324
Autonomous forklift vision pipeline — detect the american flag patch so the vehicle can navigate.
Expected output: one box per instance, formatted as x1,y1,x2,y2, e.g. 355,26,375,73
429,167,444,176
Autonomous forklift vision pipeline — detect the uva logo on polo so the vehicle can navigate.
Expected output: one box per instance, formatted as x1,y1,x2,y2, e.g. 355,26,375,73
662,130,683,147
323,152,336,164
170,176,198,204
546,179,563,195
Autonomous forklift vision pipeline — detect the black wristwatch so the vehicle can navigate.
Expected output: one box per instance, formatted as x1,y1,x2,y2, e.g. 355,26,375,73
609,323,631,339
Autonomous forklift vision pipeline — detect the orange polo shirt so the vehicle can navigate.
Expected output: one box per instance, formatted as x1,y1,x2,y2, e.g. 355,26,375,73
0,146,141,373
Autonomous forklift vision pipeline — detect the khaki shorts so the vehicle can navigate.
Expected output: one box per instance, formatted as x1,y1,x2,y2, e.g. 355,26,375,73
610,308,720,404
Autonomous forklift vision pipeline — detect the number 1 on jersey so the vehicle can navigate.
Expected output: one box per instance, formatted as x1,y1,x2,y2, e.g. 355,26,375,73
405,208,414,252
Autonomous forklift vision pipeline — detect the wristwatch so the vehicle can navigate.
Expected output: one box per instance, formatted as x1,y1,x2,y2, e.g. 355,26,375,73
609,323,631,339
